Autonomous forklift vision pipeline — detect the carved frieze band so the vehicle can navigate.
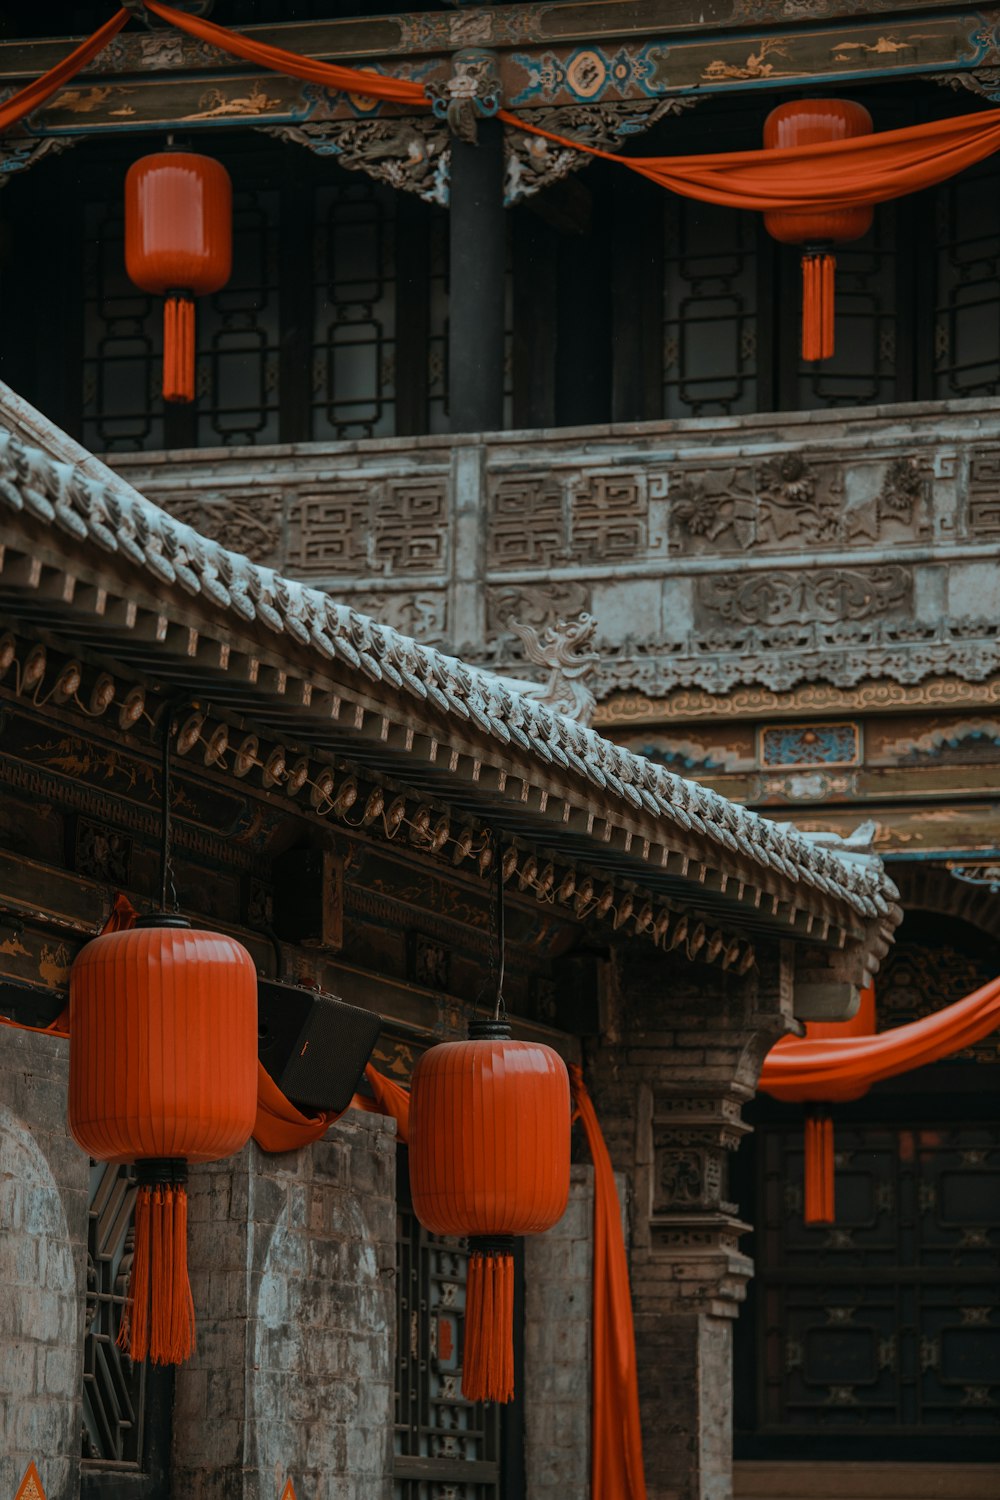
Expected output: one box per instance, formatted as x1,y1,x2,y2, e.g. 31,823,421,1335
124,423,1000,702
261,98,691,204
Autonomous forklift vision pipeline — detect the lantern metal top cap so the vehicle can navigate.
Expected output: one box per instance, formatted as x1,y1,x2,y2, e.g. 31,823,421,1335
469,1017,512,1041
134,913,192,930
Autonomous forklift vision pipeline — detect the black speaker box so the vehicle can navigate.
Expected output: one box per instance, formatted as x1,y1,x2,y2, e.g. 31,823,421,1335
257,980,382,1113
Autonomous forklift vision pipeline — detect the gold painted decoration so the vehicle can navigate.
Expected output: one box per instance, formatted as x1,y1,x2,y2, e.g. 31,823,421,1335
13,1463,46,1500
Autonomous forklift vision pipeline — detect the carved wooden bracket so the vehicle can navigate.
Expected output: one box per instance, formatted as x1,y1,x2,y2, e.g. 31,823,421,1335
0,134,80,191
426,47,501,144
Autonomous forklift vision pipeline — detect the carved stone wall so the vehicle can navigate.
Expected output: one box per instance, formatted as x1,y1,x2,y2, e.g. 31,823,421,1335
584,940,795,1500
111,396,1000,694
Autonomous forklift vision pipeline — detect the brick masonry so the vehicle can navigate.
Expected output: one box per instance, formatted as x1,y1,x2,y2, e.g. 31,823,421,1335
0,1026,88,1500
525,1166,594,1500
173,1112,398,1500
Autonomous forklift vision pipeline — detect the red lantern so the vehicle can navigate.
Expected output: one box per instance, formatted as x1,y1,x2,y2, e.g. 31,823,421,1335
125,152,232,404
773,982,876,1225
69,916,257,1363
763,100,873,363
409,1020,571,1402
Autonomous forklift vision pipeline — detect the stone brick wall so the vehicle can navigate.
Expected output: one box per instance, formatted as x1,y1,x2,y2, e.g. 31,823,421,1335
525,1163,631,1500
173,1112,398,1500
0,1027,88,1500
525,1166,594,1500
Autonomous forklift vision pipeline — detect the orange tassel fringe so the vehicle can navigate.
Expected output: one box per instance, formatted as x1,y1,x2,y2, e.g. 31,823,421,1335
801,251,836,362
462,1249,515,1404
803,1109,835,1225
162,293,196,403
118,1183,196,1364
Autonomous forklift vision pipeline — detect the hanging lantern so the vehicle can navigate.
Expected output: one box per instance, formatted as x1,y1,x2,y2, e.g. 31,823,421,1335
768,981,876,1225
409,1019,571,1402
125,151,232,403
69,916,258,1364
763,100,873,363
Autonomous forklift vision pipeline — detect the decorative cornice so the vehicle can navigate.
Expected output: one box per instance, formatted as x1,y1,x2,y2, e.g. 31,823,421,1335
596,674,1000,728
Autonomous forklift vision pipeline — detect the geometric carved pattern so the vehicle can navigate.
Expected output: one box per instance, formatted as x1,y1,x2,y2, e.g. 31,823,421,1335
967,450,1000,535
488,470,649,570
286,480,448,576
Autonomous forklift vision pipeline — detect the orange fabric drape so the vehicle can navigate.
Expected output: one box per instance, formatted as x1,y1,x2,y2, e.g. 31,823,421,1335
759,975,1000,1100
142,0,429,107
0,8,129,134
570,1065,647,1500
497,105,1000,213
252,1061,410,1152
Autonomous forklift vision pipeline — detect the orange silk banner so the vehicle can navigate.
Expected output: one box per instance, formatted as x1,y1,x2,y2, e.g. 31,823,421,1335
0,9,129,134
759,975,1000,1101
497,105,1000,212
252,1061,410,1152
570,1064,647,1500
142,0,430,107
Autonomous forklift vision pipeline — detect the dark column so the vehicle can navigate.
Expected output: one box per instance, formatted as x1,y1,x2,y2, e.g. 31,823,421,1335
448,118,506,434
554,178,612,428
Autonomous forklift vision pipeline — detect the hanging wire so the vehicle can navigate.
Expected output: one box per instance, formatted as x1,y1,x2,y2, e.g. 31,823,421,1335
472,827,506,1023
158,703,179,913
493,829,506,1022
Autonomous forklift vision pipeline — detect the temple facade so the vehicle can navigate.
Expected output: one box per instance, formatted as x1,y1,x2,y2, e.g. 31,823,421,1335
0,4,998,1500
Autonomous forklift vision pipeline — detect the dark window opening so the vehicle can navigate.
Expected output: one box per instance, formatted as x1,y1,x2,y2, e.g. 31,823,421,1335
1,84,998,446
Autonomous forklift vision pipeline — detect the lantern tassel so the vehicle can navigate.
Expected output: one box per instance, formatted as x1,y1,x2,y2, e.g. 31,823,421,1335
803,1108,835,1225
462,1240,515,1404
162,292,196,404
801,250,836,362
118,1166,195,1364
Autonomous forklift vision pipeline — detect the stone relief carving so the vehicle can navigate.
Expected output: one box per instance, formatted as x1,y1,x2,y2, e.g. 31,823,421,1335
155,489,283,565
485,580,591,635
285,479,449,576
669,452,926,554
696,566,911,627
586,616,1000,700
966,449,1000,535
489,470,651,569
260,119,449,205
503,612,600,724
332,591,448,643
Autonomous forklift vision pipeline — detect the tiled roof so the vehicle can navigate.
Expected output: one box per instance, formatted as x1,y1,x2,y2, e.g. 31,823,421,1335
0,395,902,975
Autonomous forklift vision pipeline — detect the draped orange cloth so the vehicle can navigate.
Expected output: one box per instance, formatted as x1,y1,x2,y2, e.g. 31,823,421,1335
570,1065,648,1500
8,2,1000,233
253,1061,410,1152
142,1,430,107
759,975,1000,1100
0,8,129,134
497,106,1000,212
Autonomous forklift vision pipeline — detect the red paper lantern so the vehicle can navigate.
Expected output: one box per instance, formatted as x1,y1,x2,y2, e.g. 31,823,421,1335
69,916,257,1363
125,151,232,403
409,1020,571,1402
763,100,873,362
